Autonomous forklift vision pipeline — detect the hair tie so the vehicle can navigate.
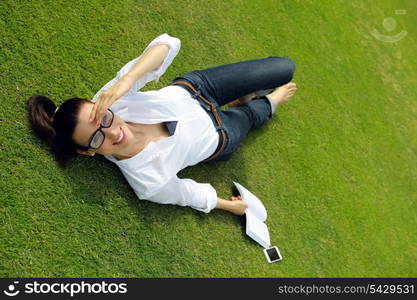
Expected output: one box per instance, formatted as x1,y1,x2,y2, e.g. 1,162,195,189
53,106,60,117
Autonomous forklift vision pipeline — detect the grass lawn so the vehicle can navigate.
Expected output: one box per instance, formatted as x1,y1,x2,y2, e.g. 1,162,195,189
0,0,416,277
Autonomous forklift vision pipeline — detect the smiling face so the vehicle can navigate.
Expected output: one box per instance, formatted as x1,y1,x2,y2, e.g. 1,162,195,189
72,102,131,156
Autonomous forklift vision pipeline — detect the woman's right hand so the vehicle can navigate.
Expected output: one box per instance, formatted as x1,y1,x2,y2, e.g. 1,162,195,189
215,196,247,215
89,76,134,126
230,196,242,201
228,196,247,215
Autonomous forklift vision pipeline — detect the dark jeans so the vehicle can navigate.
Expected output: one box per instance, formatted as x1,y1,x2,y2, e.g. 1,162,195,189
171,56,296,162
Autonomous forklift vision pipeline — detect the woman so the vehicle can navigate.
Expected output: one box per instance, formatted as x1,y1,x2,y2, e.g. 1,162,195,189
27,33,297,216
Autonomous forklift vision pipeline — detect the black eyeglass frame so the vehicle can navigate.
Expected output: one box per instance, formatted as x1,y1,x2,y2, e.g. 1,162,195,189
77,109,114,151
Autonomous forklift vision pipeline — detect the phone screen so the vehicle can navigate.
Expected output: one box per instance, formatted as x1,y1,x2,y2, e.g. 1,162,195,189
266,247,281,261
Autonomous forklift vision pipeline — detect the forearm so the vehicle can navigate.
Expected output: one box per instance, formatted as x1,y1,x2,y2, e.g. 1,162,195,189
215,197,231,211
215,197,247,215
122,44,169,84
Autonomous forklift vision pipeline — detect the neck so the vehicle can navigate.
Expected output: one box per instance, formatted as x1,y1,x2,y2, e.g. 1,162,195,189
113,122,167,160
113,123,147,160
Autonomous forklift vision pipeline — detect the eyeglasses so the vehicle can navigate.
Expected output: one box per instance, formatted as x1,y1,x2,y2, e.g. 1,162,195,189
78,109,114,150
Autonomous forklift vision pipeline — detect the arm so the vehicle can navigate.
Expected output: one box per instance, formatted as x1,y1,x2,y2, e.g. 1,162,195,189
133,175,247,215
121,44,169,87
90,33,181,125
215,196,247,215
89,44,169,125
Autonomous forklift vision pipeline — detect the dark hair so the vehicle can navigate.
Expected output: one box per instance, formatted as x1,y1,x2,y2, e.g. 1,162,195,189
27,95,91,168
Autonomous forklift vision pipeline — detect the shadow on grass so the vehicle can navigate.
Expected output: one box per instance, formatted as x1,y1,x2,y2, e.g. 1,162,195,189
61,111,277,242
64,154,188,229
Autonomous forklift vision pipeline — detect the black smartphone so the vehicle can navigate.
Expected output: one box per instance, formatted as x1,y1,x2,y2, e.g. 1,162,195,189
263,246,282,263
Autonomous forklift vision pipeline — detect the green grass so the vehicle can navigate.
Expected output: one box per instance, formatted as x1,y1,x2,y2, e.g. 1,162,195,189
0,0,416,277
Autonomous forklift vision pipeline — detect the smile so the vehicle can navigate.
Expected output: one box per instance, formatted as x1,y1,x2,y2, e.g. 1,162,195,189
114,127,125,145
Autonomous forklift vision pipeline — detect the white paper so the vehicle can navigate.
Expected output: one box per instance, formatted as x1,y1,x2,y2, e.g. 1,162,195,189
233,181,267,221
233,182,270,248
245,210,271,248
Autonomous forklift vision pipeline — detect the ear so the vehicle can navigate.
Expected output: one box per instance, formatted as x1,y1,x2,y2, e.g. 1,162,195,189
76,149,95,156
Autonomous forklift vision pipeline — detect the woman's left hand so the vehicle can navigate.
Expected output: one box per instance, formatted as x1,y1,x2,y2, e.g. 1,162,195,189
89,76,134,126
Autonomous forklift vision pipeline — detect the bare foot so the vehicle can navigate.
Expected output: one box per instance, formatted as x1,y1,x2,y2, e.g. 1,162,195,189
266,82,297,105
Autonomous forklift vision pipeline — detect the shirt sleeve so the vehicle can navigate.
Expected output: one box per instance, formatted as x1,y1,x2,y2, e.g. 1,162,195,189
138,176,218,213
92,33,181,102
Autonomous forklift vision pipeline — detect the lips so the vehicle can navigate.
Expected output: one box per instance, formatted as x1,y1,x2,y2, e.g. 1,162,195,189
113,127,125,145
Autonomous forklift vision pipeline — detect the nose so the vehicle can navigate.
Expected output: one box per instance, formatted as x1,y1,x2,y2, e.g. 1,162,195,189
103,126,120,144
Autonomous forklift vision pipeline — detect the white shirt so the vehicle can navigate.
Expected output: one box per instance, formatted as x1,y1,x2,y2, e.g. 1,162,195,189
92,33,219,213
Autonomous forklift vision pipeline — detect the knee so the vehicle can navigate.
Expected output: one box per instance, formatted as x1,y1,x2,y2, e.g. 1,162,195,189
283,57,296,78
268,56,296,82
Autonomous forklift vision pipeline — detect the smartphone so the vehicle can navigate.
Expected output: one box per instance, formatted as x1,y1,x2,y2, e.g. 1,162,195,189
263,246,282,263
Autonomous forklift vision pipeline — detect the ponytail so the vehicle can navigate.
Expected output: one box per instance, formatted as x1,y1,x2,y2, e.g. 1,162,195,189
27,95,57,146
27,95,90,168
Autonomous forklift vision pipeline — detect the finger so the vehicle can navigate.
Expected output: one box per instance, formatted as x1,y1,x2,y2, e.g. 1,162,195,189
91,93,107,122
95,98,109,126
96,109,104,127
89,103,98,123
95,97,112,125
90,99,105,125
94,104,104,127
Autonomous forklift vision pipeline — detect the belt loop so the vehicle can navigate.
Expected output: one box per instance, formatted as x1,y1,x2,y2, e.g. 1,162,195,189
215,125,224,131
191,89,201,99
199,101,211,112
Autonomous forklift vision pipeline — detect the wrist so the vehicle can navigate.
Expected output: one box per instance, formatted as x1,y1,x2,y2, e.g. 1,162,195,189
215,197,230,211
215,197,248,216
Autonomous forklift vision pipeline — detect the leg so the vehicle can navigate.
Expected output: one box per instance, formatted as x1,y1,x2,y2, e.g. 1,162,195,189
207,82,297,162
208,97,273,162
185,56,295,107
